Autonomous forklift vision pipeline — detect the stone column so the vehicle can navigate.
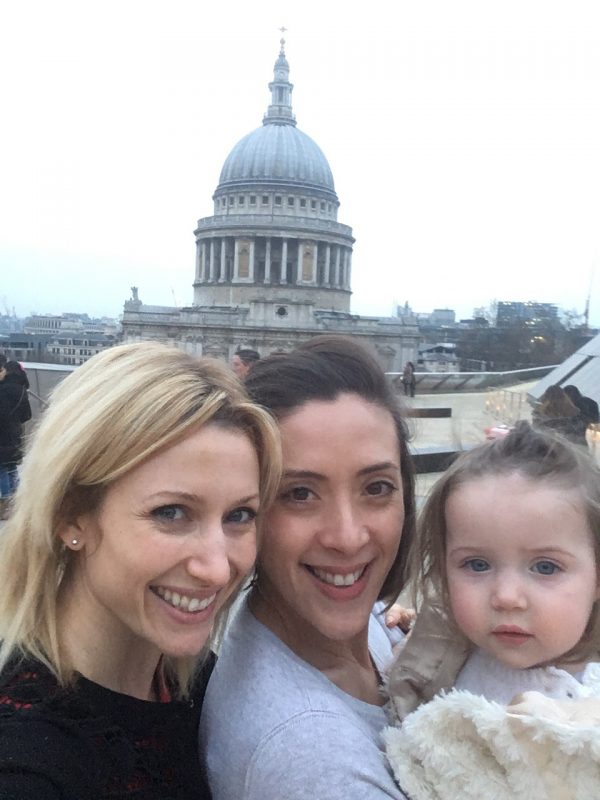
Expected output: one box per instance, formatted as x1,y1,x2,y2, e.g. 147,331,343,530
335,246,341,287
195,241,202,282
219,238,226,282
233,238,240,280
324,244,331,285
209,240,216,282
249,240,255,281
313,243,319,284
264,238,271,283
297,240,303,283
281,239,288,283
345,250,352,289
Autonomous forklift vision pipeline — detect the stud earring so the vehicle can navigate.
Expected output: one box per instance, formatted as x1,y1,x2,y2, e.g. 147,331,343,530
71,539,79,546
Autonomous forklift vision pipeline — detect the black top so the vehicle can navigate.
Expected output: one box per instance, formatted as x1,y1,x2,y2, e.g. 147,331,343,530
0,376,32,465
0,656,214,799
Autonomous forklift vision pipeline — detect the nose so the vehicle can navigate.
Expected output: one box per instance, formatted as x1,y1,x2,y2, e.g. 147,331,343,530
490,571,528,611
185,525,232,588
317,495,370,554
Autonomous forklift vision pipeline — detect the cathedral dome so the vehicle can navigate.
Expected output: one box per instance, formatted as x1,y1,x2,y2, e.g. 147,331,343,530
214,38,338,203
218,124,336,197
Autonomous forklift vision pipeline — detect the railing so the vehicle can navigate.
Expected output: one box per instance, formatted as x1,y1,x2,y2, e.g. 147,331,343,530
484,389,526,425
194,214,354,237
387,365,556,394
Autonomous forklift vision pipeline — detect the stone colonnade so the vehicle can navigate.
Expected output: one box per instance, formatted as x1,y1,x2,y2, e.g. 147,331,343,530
195,236,352,290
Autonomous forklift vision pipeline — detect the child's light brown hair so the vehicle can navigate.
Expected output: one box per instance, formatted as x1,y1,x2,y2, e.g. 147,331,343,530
411,421,600,664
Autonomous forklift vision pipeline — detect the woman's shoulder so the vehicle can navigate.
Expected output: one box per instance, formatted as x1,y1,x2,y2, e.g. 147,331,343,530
0,658,99,798
201,601,402,799
0,656,211,799
0,657,60,715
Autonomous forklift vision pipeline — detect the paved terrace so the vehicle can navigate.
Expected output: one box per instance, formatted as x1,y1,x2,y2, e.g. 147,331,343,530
404,381,536,504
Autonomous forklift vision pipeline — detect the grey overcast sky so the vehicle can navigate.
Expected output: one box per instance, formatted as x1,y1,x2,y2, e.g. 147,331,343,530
2,0,600,324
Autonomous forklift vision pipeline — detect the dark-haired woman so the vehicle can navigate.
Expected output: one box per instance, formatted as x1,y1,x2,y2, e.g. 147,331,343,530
200,336,413,799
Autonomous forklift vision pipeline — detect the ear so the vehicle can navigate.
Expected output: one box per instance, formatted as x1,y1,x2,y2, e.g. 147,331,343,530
57,518,87,552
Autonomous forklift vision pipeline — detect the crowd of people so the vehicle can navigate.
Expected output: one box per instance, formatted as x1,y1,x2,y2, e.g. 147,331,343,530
0,339,598,798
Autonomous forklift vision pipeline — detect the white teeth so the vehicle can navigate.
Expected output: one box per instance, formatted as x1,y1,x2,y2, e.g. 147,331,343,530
153,587,216,614
312,567,364,587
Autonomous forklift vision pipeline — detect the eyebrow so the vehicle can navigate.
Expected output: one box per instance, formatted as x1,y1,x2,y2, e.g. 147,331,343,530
146,491,260,505
282,462,400,481
447,545,578,558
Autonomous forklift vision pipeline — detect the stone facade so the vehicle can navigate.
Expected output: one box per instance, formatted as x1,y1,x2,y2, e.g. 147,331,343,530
121,39,418,371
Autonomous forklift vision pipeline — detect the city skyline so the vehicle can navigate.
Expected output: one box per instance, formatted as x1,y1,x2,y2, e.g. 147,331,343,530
2,1,600,324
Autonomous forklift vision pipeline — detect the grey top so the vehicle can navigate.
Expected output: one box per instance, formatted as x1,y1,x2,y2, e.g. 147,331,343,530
199,598,407,799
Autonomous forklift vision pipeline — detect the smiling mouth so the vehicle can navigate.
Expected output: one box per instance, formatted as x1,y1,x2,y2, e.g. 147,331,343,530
151,586,216,614
305,565,367,587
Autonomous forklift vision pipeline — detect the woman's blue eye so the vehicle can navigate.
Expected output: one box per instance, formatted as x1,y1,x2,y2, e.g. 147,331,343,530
152,505,185,522
366,480,395,497
226,507,257,525
532,560,560,576
464,558,490,572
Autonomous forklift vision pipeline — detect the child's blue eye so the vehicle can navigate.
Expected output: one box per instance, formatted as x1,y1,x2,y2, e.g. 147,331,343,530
464,558,490,572
532,560,560,576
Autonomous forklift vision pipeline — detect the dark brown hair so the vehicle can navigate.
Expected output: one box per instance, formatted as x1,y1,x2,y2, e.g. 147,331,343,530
245,335,416,601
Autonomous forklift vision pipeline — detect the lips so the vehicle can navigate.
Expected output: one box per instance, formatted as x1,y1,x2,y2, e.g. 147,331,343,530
303,563,371,601
492,625,533,645
307,565,367,587
151,585,217,614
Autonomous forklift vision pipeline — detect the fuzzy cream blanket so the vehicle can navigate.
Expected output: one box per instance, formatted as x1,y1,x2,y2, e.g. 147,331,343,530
383,690,600,800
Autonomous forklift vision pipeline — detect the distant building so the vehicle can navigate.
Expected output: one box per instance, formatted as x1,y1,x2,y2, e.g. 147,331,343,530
121,39,419,372
4,314,117,364
429,308,456,326
496,302,559,328
418,343,460,372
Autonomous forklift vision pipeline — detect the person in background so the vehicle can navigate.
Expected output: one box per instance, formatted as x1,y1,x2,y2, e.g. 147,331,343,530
231,349,261,380
201,335,415,799
401,362,416,398
0,360,32,519
531,383,587,445
0,342,281,799
563,384,599,427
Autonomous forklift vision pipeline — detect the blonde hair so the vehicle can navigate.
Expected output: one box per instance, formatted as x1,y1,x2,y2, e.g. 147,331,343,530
0,342,281,695
411,421,600,664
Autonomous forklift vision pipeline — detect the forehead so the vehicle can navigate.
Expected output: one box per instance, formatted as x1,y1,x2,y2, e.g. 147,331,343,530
445,473,591,546
279,394,400,464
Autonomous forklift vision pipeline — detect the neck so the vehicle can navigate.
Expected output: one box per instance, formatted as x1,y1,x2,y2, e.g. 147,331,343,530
58,576,161,701
249,586,383,704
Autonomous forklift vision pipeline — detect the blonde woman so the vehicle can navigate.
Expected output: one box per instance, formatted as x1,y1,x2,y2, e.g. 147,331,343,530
0,342,280,800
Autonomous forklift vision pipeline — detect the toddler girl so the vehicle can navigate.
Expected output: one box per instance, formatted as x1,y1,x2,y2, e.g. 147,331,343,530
384,422,600,800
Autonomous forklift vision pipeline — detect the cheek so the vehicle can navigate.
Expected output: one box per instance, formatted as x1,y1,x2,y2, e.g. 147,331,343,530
235,534,258,575
447,576,481,634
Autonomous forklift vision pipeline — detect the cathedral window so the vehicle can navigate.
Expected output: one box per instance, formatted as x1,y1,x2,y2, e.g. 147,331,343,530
320,201,326,210
229,196,235,206
300,199,306,208
311,200,316,210
250,195,256,205
238,196,245,205
275,195,282,206
287,197,294,207
262,195,269,205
